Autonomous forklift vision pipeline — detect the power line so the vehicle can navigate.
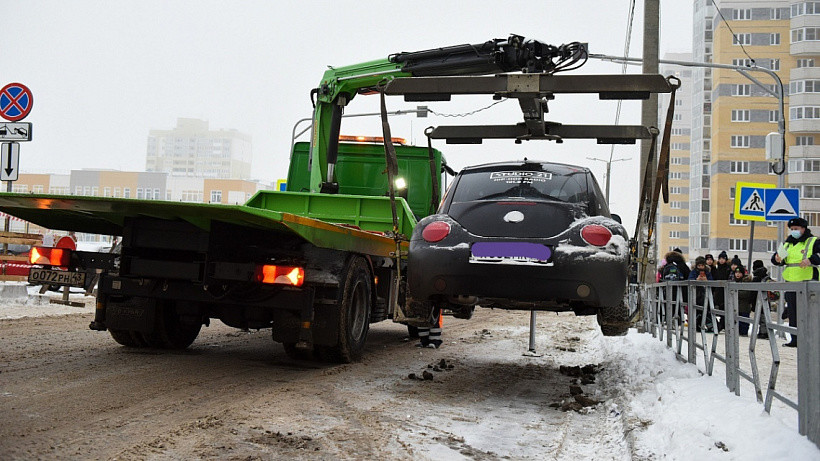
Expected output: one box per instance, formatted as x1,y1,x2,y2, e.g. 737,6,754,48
710,0,756,64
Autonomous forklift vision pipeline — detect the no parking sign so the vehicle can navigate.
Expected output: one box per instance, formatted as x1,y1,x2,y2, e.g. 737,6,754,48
0,83,33,122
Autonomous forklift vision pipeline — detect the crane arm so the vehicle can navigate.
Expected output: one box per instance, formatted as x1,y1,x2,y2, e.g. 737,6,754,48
308,35,586,192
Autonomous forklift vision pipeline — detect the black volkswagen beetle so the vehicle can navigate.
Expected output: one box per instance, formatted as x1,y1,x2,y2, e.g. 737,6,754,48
406,160,631,335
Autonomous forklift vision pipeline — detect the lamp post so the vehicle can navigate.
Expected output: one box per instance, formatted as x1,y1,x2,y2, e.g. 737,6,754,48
587,156,631,205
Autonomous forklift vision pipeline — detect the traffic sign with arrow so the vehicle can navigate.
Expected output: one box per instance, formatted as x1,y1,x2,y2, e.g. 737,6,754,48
1,142,20,181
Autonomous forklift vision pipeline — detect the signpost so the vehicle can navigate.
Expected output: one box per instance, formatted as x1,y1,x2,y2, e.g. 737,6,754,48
735,182,801,269
0,82,33,260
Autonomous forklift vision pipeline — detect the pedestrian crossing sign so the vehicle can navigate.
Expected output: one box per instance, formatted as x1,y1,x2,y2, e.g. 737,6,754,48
734,182,774,222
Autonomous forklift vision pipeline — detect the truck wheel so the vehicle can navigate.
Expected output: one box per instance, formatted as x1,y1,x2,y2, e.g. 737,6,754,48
150,301,202,349
597,302,631,337
109,329,147,347
316,256,372,363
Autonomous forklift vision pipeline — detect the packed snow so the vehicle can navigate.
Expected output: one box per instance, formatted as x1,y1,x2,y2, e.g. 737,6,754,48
1,281,817,459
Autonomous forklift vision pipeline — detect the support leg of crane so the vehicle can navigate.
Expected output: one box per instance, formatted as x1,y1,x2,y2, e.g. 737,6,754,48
295,287,316,351
522,310,543,357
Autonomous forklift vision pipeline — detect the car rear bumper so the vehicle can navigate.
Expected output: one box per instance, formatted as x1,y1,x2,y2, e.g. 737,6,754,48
407,239,628,308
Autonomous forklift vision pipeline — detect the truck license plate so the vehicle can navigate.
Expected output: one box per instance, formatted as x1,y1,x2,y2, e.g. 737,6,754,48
28,269,87,287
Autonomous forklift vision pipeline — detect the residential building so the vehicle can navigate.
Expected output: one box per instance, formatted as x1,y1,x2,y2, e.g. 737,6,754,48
676,0,818,264
657,53,695,258
146,118,252,179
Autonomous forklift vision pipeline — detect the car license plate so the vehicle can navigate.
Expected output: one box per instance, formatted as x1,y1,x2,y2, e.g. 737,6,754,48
469,242,552,265
28,269,87,287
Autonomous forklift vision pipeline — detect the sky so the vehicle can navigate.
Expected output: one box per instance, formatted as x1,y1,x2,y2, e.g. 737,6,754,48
0,1,693,232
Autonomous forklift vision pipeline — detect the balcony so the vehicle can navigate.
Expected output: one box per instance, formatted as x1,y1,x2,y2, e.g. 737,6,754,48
788,145,820,158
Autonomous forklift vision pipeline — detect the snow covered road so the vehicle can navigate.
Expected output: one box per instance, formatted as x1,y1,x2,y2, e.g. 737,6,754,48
0,292,818,460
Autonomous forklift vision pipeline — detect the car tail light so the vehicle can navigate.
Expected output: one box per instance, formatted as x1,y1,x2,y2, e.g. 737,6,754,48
422,221,451,243
30,246,71,267
255,265,305,286
580,225,612,247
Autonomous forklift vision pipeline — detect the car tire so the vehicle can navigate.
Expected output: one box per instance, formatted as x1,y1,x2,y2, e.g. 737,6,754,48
597,302,631,336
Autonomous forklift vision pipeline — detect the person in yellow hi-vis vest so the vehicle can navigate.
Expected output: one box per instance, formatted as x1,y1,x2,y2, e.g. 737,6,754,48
771,217,820,347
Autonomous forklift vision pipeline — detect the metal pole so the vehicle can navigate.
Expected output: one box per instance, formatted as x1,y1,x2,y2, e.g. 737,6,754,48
747,221,755,270
528,310,537,353
640,0,660,285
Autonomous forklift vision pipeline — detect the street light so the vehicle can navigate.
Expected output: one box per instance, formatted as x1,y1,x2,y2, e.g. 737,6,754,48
586,156,631,205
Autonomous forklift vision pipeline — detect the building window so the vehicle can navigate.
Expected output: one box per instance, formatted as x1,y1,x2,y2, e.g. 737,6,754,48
796,136,815,146
733,33,752,45
12,184,27,193
153,188,161,200
730,161,750,173
670,201,683,209
670,172,684,180
769,110,780,122
769,58,780,71
729,214,749,225
673,113,682,121
730,187,736,199
124,188,131,198
671,142,688,150
103,187,111,197
32,185,43,193
790,106,820,120
210,190,222,203
732,58,754,67
731,109,750,122
767,240,777,252
730,135,750,148
804,185,820,198
669,231,681,239
789,80,820,94
729,239,748,251
771,8,784,20
670,186,683,194
75,186,82,195
804,211,820,226
792,2,820,17
732,84,751,96
791,27,820,43
797,58,816,68
671,157,684,165
732,9,752,20
136,188,144,199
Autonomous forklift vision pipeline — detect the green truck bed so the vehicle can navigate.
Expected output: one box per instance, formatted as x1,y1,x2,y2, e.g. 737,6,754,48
0,190,417,257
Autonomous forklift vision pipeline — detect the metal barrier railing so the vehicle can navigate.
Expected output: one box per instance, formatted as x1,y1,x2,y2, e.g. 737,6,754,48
631,280,820,450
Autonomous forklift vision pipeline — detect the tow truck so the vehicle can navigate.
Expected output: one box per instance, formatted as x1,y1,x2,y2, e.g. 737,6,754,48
0,35,676,361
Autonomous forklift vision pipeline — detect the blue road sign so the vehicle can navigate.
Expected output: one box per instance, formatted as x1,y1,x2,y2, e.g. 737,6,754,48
764,188,800,221
0,83,33,122
736,185,766,219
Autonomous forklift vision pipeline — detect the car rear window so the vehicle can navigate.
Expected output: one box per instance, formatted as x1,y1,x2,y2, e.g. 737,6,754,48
451,167,590,204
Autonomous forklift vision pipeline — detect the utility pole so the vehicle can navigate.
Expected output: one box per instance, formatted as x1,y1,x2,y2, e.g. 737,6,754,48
587,156,631,205
640,0,660,284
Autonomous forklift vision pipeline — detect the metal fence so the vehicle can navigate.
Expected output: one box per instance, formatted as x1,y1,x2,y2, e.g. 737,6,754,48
630,280,820,449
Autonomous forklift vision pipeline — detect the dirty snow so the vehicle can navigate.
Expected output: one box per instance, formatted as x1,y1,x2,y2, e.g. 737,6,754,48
0,281,818,459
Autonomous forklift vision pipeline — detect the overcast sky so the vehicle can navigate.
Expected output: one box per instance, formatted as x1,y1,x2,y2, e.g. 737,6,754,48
0,0,693,231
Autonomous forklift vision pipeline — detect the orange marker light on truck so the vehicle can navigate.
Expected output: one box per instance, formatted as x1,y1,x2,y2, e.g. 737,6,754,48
255,265,305,286
29,246,71,267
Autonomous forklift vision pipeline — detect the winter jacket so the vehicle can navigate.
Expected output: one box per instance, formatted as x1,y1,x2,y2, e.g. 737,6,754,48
771,228,820,280
712,262,732,281
688,267,714,280
731,274,755,315
663,251,691,280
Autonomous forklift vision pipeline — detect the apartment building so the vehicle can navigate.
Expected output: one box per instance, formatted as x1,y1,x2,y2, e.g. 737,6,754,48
681,0,819,263
657,53,695,258
146,118,252,179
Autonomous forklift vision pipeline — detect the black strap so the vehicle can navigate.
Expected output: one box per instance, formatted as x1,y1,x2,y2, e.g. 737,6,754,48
425,127,440,215
379,88,400,236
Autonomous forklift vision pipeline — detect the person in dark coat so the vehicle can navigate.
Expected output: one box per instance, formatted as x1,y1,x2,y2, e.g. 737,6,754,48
705,253,716,272
663,250,690,280
732,266,755,336
771,217,820,347
730,255,743,274
713,251,732,280
751,260,773,339
688,256,713,330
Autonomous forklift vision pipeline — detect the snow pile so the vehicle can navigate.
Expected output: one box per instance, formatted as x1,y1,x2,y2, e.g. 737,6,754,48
600,332,819,459
0,283,94,320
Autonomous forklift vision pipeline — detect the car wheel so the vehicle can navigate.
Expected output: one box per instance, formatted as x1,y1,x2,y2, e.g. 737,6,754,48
597,302,631,336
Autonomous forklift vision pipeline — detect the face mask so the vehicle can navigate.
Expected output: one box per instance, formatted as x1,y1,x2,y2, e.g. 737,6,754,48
790,230,802,239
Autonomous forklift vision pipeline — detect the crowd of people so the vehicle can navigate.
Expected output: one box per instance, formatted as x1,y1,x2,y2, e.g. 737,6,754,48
656,217,819,348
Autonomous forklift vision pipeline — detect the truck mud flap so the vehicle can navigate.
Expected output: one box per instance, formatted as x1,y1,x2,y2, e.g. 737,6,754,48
105,297,157,334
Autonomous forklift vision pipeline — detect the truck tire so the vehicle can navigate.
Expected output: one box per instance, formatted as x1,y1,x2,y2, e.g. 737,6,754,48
597,302,631,337
315,256,372,363
109,329,147,347
147,301,202,349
